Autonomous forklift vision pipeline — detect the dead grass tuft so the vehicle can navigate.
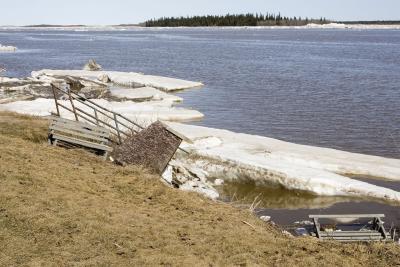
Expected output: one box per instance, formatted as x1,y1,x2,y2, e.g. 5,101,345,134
0,111,48,143
0,112,399,266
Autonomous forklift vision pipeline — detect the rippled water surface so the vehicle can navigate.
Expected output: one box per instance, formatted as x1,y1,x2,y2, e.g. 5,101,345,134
1,28,399,225
1,28,399,158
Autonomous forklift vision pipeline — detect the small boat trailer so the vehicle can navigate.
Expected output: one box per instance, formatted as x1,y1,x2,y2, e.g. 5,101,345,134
309,214,391,242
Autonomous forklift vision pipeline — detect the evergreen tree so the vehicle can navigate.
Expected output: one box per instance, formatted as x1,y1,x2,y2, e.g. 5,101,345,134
144,13,330,27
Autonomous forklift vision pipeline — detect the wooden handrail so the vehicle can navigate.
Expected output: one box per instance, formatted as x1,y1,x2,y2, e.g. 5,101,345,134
63,83,144,130
50,83,189,154
51,83,137,144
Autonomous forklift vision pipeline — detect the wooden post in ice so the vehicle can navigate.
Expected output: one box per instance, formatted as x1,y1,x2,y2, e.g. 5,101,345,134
51,84,61,117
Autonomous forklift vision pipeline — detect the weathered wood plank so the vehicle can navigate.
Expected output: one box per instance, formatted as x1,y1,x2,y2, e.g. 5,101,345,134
50,122,109,137
330,239,390,243
376,217,388,239
309,214,385,219
51,120,109,135
321,236,384,241
52,134,113,152
313,218,321,239
49,116,110,133
319,232,383,237
50,125,109,143
320,231,383,234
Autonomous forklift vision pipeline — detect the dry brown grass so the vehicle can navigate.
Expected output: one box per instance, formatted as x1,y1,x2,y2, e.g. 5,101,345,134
0,111,399,266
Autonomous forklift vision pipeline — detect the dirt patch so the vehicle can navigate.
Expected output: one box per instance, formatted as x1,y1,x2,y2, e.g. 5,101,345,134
0,112,399,266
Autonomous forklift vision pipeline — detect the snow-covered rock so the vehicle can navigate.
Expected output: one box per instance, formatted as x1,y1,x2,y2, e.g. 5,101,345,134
214,179,224,186
162,165,173,184
179,180,219,200
260,216,271,222
186,166,208,182
98,74,110,83
83,59,102,71
166,159,219,199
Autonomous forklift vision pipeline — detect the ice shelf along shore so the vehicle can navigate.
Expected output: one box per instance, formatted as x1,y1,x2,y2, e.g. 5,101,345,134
0,69,203,122
1,68,400,203
0,98,203,123
32,70,203,92
167,123,400,203
110,86,183,102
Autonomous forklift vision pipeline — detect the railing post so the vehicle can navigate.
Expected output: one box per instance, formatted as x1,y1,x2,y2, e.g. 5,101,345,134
67,87,79,121
114,113,122,144
94,109,99,125
51,84,60,117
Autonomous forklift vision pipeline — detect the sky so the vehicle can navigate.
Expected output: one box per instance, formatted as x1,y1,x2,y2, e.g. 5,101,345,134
0,0,399,26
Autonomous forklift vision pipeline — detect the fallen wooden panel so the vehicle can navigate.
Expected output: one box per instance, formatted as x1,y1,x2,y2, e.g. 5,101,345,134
113,121,185,174
48,116,113,160
319,232,383,237
309,214,390,242
309,214,385,219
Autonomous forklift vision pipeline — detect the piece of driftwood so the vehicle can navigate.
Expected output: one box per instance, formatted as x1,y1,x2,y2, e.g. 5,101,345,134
113,121,187,174
48,116,113,160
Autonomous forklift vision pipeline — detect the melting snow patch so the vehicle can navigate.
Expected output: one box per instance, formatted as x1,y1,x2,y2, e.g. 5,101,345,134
193,137,222,149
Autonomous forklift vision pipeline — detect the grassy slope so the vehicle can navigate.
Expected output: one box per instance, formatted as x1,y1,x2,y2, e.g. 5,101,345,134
0,112,399,266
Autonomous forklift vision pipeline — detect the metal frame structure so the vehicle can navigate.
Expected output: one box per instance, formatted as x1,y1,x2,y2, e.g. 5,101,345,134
309,214,390,242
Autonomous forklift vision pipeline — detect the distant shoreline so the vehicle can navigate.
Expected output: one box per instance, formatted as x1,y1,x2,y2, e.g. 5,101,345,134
19,20,400,28
22,24,141,28
338,20,400,25
1,23,400,30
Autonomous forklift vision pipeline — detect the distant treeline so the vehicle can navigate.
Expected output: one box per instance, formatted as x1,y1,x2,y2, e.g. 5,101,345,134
145,13,330,27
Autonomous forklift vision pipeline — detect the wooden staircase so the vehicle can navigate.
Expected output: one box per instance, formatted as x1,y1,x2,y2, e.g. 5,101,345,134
51,82,144,144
